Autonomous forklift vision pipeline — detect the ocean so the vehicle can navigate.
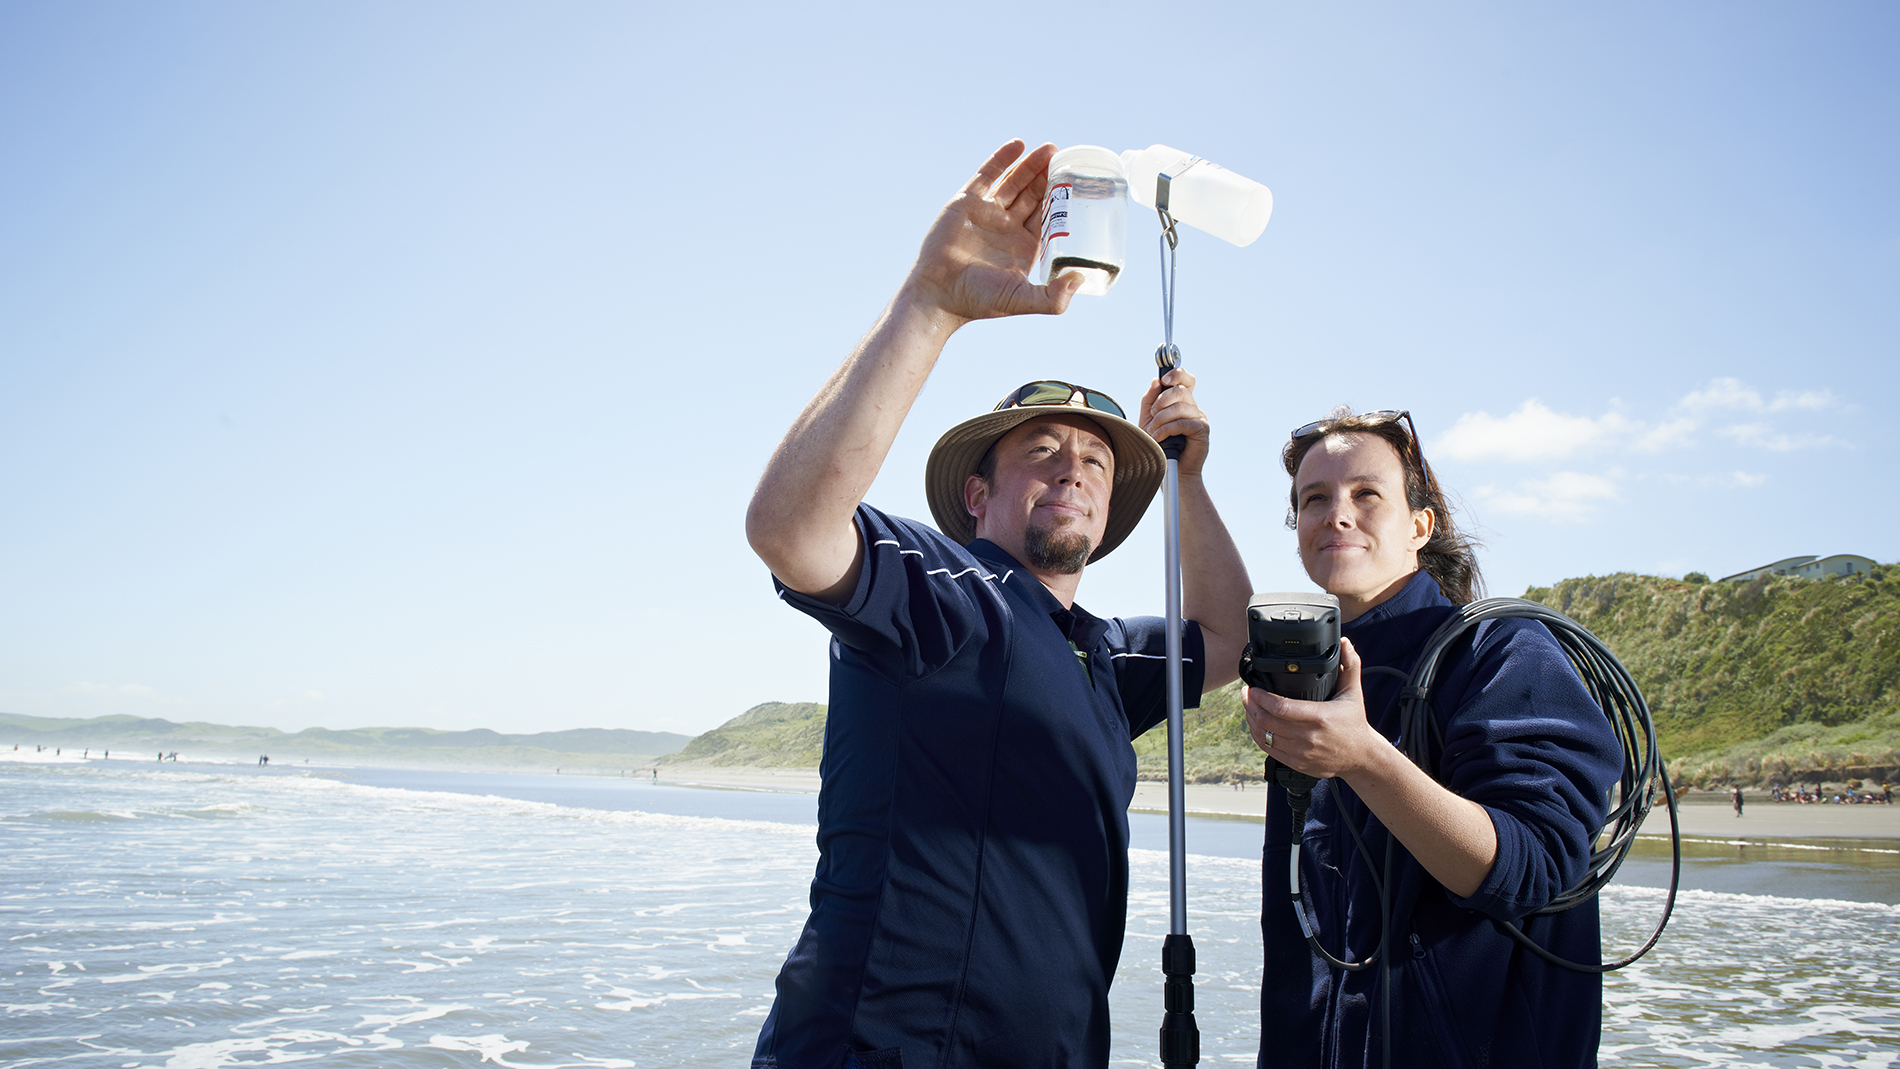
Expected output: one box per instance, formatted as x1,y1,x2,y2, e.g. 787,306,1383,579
3,759,1895,1068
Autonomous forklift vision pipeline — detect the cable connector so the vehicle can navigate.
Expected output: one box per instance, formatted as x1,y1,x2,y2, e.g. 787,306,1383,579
1268,757,1316,833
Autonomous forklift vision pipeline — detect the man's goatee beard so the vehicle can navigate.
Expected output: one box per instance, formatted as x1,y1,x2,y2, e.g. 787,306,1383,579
1024,522,1092,575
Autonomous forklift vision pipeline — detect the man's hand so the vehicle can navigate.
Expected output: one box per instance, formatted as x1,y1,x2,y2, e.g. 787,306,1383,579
1162,365,1251,690
748,139,1081,602
902,140,1084,326
1139,367,1210,475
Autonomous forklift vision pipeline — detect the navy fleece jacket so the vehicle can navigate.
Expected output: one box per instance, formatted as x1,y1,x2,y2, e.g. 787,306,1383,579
1257,572,1622,1069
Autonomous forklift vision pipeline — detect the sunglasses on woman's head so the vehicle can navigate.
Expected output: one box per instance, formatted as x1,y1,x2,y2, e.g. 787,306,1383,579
1290,409,1413,442
994,380,1126,420
1291,409,1435,485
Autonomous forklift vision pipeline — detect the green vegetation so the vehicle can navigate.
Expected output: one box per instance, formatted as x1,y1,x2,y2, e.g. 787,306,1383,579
32,566,1889,788
1131,681,1259,784
657,702,827,768
1663,709,1900,788
1524,568,1900,787
659,697,1257,780
669,568,1900,790
0,712,691,772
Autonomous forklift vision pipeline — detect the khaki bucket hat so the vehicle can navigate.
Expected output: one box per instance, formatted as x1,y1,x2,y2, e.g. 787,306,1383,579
924,380,1167,563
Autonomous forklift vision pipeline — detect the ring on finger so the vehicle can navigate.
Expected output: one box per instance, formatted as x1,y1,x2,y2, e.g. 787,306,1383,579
1263,730,1274,750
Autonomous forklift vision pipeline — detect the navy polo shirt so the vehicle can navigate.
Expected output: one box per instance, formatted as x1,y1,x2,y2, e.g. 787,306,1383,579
752,504,1205,1069
1257,572,1622,1069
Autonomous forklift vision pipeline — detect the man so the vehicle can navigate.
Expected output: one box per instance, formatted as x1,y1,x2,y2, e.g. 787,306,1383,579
744,140,1250,1068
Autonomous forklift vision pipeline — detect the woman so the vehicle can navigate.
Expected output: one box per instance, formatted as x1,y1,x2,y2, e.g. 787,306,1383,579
1244,408,1622,1069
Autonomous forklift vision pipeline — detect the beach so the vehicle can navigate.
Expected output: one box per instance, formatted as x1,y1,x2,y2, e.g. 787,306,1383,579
657,764,1900,840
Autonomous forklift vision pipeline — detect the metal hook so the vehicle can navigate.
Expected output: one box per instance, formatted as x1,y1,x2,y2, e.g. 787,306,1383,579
1156,173,1180,251
1156,173,1181,363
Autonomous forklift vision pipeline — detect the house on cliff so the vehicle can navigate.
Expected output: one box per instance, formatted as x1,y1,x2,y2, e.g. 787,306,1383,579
1718,554,1879,582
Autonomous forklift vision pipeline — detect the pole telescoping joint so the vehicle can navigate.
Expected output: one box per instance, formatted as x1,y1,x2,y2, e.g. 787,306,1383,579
1155,344,1185,459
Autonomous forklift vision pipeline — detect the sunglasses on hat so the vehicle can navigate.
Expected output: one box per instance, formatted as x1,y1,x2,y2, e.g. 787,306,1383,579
993,380,1126,420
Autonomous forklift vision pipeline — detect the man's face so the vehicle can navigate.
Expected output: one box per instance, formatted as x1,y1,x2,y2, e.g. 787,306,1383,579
964,414,1114,575
1293,432,1432,613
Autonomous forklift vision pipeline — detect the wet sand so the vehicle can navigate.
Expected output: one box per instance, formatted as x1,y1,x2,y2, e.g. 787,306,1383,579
1631,797,1900,841
661,766,1900,840
1139,784,1900,841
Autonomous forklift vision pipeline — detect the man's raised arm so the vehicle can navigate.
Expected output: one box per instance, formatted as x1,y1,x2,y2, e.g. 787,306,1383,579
745,140,1083,603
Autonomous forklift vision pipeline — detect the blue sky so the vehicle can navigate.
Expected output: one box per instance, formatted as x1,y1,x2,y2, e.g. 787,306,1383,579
3,3,1895,736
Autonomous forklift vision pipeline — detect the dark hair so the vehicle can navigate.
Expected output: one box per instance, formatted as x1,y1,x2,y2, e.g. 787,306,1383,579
974,442,999,485
1281,406,1484,604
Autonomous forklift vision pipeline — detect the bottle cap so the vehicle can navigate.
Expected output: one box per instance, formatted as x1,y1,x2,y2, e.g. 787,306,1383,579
1049,145,1126,177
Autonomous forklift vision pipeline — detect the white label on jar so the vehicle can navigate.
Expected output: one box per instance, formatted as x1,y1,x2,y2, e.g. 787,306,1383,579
1039,182,1072,265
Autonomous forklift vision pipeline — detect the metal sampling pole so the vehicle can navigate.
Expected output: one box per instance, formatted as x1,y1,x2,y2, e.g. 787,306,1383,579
1153,172,1199,1069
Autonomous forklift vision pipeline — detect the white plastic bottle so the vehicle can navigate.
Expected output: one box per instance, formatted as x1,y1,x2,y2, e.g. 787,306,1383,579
1120,145,1273,247
1037,145,1128,296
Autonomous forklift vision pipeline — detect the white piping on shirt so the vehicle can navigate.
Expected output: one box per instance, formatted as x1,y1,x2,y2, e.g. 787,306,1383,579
866,537,1175,660
926,566,998,581
872,538,1005,584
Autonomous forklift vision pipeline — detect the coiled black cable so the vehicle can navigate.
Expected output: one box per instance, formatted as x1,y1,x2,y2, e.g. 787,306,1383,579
1283,597,1681,988
1396,597,1681,971
1406,600,1687,972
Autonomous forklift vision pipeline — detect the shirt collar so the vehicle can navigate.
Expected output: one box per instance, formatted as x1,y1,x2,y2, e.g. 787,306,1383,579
968,538,1105,646
1344,570,1444,633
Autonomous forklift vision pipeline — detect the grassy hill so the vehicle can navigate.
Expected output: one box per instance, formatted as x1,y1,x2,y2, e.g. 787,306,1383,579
664,568,1900,790
655,697,1256,779
0,712,691,772
27,567,1891,788
1131,681,1257,783
1524,569,1900,787
656,702,827,767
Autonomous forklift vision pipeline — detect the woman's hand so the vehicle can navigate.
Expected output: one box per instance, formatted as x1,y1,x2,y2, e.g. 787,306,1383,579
1245,635,1499,897
1242,636,1386,779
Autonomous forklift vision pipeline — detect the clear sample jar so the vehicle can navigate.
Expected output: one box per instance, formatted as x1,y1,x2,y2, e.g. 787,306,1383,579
1038,145,1128,296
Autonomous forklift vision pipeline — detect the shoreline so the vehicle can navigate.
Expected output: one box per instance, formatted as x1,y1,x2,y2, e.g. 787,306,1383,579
657,765,1900,841
22,752,1892,843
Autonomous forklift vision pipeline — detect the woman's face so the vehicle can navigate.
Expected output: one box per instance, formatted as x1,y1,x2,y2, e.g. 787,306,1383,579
1293,432,1434,620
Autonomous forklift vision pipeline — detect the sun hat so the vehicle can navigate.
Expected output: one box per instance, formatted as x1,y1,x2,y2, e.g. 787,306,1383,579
924,380,1167,563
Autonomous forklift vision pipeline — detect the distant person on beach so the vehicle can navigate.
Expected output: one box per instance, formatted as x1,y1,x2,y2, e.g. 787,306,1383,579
744,140,1251,1069
1734,785,1744,817
1242,407,1623,1069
